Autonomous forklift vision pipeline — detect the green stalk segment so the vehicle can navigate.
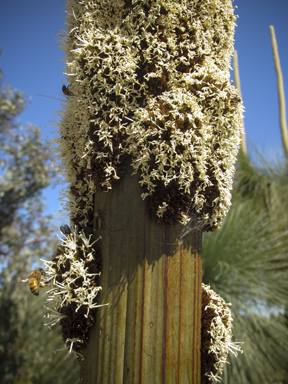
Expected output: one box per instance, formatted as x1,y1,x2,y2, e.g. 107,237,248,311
80,164,202,383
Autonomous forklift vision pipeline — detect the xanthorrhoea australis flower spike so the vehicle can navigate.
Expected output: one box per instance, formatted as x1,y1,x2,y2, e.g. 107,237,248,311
53,0,242,378
59,0,243,233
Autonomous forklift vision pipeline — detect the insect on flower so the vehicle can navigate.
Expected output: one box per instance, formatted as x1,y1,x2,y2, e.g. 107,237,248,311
62,84,73,96
51,244,66,262
230,97,241,105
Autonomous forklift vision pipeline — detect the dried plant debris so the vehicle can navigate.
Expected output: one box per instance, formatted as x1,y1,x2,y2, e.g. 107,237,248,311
201,284,242,383
43,225,107,358
56,0,243,231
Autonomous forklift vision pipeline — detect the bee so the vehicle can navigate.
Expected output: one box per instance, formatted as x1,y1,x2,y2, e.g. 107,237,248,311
52,244,65,262
230,96,241,105
28,268,46,296
62,84,73,96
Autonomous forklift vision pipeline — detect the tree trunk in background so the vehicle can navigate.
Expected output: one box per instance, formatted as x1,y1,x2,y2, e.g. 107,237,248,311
80,163,202,384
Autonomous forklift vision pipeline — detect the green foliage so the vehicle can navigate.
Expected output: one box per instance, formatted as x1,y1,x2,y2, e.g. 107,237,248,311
0,56,79,383
235,151,288,215
203,155,288,383
0,286,80,384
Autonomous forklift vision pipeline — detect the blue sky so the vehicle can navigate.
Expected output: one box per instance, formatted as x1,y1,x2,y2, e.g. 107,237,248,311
1,0,288,218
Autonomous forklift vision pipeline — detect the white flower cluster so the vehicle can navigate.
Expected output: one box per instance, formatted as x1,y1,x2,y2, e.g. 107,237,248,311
201,284,242,382
57,0,242,230
43,226,107,355
45,228,102,317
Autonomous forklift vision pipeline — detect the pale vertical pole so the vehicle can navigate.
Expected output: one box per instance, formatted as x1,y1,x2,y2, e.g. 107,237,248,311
270,25,288,160
233,50,247,157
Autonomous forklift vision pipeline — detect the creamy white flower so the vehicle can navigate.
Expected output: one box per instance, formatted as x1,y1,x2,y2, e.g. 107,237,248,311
54,0,242,231
42,226,107,355
202,284,243,382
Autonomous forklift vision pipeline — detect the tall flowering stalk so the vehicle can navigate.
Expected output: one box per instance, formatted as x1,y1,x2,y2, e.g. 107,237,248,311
270,25,288,161
48,0,243,382
59,0,242,232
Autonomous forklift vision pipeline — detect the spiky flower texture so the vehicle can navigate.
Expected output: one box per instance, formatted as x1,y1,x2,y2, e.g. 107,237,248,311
44,226,107,357
201,284,242,383
58,0,243,232
49,0,243,369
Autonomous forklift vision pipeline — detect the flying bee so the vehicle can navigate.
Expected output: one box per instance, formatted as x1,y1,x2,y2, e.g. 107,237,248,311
28,268,46,296
15,268,46,296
